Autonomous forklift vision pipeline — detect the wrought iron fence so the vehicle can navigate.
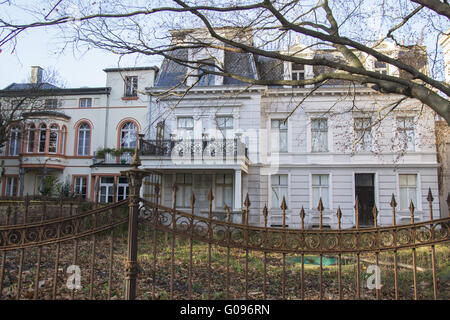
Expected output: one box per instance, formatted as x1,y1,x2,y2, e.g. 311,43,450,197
0,166,449,300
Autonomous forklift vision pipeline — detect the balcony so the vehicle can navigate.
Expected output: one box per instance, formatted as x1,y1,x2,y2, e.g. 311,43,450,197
92,149,133,166
139,136,249,170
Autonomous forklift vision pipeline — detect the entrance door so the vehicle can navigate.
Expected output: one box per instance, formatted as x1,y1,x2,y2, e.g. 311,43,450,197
355,174,375,227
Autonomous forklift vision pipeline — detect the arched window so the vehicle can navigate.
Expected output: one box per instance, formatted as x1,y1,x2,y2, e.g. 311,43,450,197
60,126,66,155
120,122,137,149
77,123,91,156
48,124,59,154
38,124,47,153
8,126,20,156
27,124,36,153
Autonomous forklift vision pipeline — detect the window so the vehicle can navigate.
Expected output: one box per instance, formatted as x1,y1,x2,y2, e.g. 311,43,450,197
175,173,192,208
73,176,87,199
291,63,305,88
399,174,417,210
5,176,18,196
45,99,58,109
156,121,165,143
120,122,137,149
215,173,233,209
271,174,288,208
311,119,328,152
48,125,58,154
79,98,92,108
374,60,387,75
125,76,138,96
77,123,91,156
397,117,415,151
143,174,162,204
60,126,66,154
197,60,215,86
271,119,288,153
312,174,329,209
117,176,129,201
27,124,35,153
99,177,114,203
216,116,233,139
38,124,47,153
177,117,194,140
8,126,20,156
354,118,372,152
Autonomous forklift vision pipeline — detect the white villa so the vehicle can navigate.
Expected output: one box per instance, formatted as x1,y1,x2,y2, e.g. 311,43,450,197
0,28,446,229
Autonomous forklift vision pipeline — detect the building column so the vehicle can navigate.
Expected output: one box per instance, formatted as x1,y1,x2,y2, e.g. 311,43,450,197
234,169,242,212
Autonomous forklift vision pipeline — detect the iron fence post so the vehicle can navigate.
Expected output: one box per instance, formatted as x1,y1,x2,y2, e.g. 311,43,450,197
123,149,146,300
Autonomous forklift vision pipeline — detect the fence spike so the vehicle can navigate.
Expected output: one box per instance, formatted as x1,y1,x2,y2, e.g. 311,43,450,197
208,188,214,202
373,204,378,227
409,200,415,223
244,193,251,208
317,197,324,212
300,206,305,230
224,204,230,222
390,193,397,208
263,204,268,227
427,188,434,203
190,192,196,207
336,206,342,229
281,196,287,211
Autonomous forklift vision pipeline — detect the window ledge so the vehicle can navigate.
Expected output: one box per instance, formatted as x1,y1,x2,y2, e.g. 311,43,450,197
121,96,138,101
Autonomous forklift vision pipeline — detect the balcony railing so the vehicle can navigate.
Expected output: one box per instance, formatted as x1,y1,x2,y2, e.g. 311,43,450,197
93,151,133,165
139,137,248,161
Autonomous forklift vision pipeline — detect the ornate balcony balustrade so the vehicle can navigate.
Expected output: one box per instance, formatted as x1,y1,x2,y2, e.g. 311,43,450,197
139,137,248,162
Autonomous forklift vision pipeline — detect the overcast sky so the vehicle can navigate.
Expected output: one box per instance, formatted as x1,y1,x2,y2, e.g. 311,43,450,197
0,2,159,89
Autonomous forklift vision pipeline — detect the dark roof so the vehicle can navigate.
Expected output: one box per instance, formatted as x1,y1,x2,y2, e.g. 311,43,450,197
0,84,111,97
155,49,189,87
3,82,60,91
22,110,71,120
254,55,284,84
155,48,261,88
103,66,158,72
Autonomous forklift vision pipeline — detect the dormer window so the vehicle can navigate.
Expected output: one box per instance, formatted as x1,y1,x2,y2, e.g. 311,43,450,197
45,99,58,109
374,60,388,75
125,76,138,96
291,63,305,88
197,60,215,86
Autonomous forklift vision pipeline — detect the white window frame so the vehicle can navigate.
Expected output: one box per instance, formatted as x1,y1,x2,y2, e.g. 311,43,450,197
77,123,90,156
27,124,35,153
270,174,289,210
5,176,18,196
216,116,234,139
79,98,92,108
8,126,20,156
125,76,138,96
311,118,328,152
174,173,193,208
354,117,373,152
73,176,87,199
177,117,194,140
120,122,137,149
117,176,129,201
271,119,288,153
48,125,58,154
99,177,115,203
214,173,233,210
396,117,415,151
397,173,421,211
310,174,331,210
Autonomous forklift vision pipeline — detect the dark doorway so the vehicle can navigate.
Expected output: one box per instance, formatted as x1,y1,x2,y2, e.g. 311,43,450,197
355,173,375,227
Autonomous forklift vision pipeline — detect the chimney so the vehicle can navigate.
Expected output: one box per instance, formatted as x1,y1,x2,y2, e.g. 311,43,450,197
30,66,43,83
